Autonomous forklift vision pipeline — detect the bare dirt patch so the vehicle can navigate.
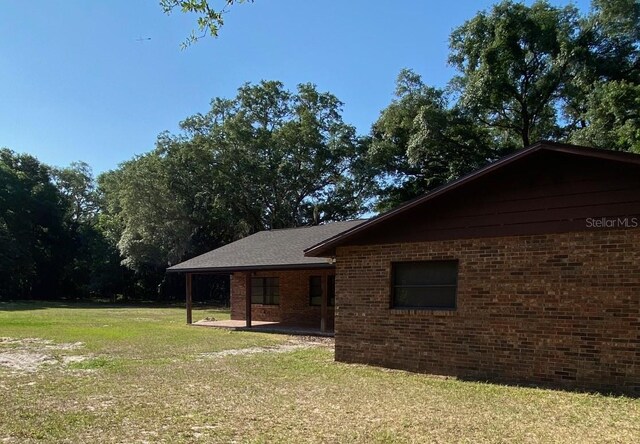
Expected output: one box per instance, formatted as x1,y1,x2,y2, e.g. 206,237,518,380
0,352,57,372
0,337,88,373
0,337,83,350
197,336,334,360
291,336,334,346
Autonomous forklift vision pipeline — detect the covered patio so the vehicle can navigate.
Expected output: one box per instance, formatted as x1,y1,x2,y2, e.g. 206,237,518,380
166,220,364,334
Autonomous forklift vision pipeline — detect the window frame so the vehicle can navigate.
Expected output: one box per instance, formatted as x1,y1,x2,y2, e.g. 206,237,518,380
309,275,336,307
390,260,458,310
250,276,280,305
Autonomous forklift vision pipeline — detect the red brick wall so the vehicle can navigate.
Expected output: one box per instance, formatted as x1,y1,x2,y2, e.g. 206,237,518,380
334,228,640,395
230,269,335,328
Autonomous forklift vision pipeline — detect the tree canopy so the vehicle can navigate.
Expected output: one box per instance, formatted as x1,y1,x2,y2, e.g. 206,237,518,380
366,0,639,209
447,0,639,151
98,81,371,281
0,149,67,298
366,69,496,211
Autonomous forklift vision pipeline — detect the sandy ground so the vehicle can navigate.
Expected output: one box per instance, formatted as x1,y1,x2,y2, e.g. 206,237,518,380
0,337,87,373
0,336,333,373
198,336,334,359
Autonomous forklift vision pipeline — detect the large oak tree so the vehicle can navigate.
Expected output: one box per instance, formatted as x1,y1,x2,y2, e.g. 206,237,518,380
99,81,371,276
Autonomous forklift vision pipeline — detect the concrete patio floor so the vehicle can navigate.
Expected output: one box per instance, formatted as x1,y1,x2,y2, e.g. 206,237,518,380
193,319,334,337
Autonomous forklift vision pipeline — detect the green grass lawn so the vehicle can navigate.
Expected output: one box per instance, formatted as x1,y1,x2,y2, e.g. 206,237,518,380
1,302,638,443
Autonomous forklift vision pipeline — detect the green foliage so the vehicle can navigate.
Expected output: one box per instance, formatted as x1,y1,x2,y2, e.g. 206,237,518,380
0,150,130,301
172,80,370,228
99,81,370,281
160,0,254,48
584,0,640,83
98,153,193,272
449,0,582,147
564,0,640,151
0,149,69,298
52,162,98,225
570,80,640,153
368,1,639,209
367,69,496,211
446,0,639,150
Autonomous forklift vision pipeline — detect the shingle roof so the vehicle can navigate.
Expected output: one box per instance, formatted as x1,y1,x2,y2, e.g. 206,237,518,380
167,220,366,273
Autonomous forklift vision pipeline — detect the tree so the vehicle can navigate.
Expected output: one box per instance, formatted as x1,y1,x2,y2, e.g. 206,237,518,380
0,149,69,299
448,0,640,152
50,162,130,299
566,0,640,152
99,80,370,293
98,153,194,273
449,0,582,147
160,0,254,47
367,69,495,211
52,162,99,227
582,0,640,84
570,80,640,153
0,150,130,300
169,80,369,230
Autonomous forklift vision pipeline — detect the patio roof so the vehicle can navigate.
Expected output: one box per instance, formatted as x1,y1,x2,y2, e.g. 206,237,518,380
167,219,366,273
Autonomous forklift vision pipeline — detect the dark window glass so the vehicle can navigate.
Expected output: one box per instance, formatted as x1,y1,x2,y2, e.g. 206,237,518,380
392,261,458,309
309,276,322,306
250,279,263,304
328,275,335,307
309,275,336,307
250,277,280,305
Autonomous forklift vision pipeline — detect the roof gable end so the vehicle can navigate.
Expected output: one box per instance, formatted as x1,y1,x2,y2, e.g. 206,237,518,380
305,142,640,257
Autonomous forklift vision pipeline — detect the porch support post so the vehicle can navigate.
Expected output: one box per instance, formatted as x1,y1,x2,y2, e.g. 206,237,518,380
186,273,193,325
320,274,328,333
245,272,252,328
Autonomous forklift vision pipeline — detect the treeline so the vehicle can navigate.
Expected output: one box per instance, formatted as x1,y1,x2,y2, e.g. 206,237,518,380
0,153,130,300
1,0,638,301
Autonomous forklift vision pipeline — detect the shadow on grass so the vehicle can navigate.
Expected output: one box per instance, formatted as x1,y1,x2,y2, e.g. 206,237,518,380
454,374,640,399
0,300,228,312
354,358,640,398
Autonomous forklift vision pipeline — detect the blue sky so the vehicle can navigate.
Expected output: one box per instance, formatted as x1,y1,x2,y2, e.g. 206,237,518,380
1,0,590,174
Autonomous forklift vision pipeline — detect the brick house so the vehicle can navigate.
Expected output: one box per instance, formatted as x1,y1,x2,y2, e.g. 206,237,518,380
167,220,364,333
305,142,640,395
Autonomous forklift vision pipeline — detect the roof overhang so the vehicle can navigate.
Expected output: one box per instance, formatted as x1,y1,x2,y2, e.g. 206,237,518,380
304,141,640,257
166,262,335,274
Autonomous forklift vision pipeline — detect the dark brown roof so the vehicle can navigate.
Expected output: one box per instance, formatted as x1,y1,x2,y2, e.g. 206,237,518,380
167,220,366,273
304,141,640,257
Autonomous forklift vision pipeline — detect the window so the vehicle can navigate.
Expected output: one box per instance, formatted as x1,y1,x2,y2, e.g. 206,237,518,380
309,276,322,306
392,261,458,309
309,275,336,307
251,277,279,305
328,275,335,307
